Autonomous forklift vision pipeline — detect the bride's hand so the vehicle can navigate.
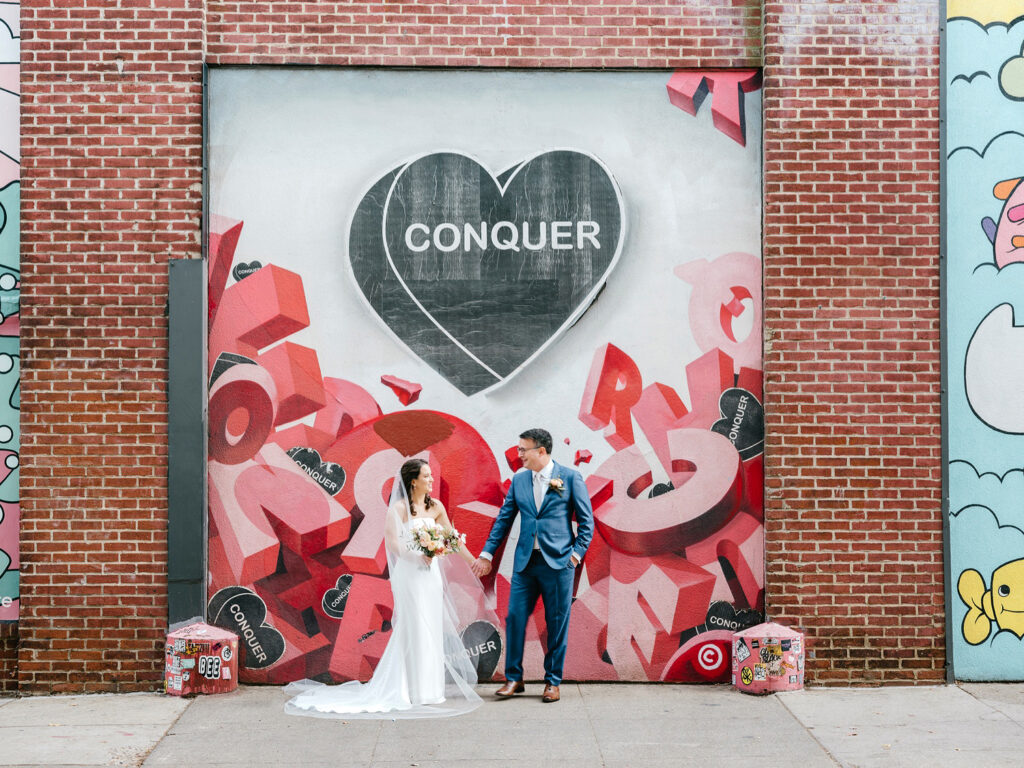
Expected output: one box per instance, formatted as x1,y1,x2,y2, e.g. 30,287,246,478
421,555,432,568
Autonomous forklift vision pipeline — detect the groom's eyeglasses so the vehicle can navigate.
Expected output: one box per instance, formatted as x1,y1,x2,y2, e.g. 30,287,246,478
516,445,540,455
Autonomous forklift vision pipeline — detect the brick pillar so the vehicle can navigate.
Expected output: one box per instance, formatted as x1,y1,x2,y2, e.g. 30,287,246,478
19,1,204,692
762,2,944,683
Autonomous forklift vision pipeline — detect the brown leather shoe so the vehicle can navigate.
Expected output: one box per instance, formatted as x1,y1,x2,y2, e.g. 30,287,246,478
542,684,560,702
495,680,525,698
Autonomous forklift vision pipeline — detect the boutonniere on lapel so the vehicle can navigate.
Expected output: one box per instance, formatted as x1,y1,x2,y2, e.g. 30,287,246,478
547,477,565,495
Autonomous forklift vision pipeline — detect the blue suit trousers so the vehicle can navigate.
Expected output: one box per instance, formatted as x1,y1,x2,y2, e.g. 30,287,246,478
505,549,575,686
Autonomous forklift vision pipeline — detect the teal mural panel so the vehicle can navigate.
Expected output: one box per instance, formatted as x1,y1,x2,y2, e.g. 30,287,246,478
947,8,1024,679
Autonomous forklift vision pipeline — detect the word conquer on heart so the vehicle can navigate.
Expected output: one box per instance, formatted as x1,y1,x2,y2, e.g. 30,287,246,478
404,220,604,253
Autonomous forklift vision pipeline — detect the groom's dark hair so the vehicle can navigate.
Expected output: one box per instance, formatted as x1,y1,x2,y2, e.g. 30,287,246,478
520,428,552,455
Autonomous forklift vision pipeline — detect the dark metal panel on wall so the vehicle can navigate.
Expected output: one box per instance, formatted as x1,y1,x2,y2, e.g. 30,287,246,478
167,259,208,625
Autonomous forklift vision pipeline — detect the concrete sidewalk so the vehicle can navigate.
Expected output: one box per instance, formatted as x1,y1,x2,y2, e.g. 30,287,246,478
2,683,1023,767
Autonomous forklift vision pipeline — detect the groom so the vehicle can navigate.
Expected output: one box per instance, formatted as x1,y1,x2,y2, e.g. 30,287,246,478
472,428,594,703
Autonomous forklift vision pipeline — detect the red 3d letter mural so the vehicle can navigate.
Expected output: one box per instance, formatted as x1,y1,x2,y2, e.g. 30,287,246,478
206,69,763,683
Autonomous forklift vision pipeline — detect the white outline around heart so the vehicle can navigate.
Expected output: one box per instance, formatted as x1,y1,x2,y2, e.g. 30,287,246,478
347,148,626,396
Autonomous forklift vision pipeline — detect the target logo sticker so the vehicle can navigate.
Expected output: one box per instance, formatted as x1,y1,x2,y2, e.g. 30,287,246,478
696,642,726,675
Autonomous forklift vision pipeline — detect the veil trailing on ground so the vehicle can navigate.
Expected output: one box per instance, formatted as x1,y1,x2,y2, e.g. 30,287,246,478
284,467,498,719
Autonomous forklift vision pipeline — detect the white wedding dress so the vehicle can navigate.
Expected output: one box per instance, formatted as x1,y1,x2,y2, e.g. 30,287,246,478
284,503,487,719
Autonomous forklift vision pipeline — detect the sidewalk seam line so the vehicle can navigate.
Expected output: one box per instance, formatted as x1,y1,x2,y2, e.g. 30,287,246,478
368,718,383,764
957,682,1024,732
579,682,607,768
138,698,195,766
777,694,844,767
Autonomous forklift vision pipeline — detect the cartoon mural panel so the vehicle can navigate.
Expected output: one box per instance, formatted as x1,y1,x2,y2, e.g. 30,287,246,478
947,5,1024,679
0,0,19,623
206,70,762,682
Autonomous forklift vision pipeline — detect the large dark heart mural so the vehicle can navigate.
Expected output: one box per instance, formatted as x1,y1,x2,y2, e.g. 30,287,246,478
349,151,624,395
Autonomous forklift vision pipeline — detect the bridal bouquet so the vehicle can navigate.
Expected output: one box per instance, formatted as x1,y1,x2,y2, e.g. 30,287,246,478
408,520,466,559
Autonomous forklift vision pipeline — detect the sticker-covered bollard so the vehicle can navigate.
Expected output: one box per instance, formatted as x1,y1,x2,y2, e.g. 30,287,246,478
165,622,239,697
732,622,804,694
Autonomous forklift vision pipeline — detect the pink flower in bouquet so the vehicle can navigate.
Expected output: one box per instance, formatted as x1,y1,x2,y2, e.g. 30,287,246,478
408,521,466,559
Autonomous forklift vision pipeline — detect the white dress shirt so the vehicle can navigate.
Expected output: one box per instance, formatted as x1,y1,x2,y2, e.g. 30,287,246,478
532,460,555,549
479,458,555,562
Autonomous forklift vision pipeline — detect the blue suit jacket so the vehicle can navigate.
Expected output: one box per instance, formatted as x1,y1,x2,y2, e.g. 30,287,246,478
482,461,594,572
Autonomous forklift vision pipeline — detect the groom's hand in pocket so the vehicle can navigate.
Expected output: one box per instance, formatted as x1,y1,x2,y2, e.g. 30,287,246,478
570,554,580,568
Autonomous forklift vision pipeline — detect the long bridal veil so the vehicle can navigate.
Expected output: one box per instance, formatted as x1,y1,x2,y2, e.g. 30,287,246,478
284,468,497,719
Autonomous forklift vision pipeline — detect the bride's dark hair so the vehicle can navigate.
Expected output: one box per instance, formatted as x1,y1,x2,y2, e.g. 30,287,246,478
400,458,434,516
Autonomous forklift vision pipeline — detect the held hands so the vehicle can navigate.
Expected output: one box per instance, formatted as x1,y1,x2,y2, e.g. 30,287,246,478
469,554,578,576
470,554,578,575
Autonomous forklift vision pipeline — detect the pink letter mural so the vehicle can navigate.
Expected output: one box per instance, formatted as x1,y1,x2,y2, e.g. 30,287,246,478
206,69,762,682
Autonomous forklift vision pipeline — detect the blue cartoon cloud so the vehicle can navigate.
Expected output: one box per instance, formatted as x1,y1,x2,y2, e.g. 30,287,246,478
950,461,1024,531
948,18,1024,155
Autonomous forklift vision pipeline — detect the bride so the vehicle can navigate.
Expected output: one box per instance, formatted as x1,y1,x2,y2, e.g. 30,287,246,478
284,458,490,718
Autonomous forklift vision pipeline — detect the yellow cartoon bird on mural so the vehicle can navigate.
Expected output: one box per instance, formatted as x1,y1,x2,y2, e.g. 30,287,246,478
958,559,1024,644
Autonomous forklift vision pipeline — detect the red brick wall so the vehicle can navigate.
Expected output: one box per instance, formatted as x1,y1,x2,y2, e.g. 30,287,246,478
0,624,16,693
16,0,945,692
17,0,760,696
18,1,203,693
204,1,762,67
762,2,944,683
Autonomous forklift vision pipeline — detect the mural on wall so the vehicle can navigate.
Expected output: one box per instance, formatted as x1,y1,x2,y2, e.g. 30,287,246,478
947,4,1024,679
0,0,19,623
206,70,762,682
